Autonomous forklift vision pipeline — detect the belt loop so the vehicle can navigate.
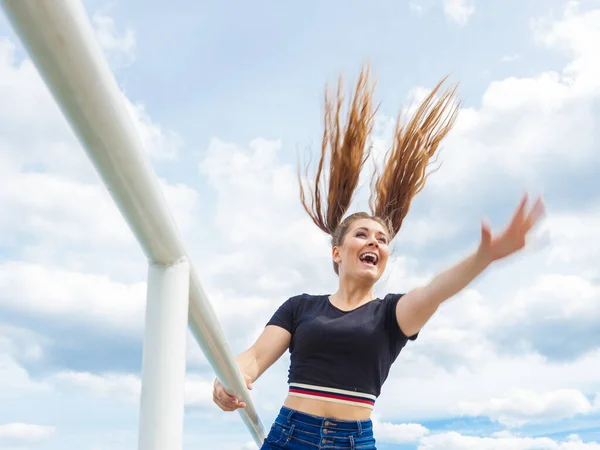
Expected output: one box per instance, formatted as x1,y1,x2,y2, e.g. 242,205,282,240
349,434,355,450
357,420,362,435
286,408,294,423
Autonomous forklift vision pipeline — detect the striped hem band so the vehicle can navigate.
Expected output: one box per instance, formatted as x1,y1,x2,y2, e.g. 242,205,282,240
288,383,376,410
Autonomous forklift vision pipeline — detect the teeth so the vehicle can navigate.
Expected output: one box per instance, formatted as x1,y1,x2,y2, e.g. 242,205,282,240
360,252,378,264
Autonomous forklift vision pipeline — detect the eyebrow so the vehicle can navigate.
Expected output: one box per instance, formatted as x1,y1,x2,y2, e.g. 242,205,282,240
354,226,387,236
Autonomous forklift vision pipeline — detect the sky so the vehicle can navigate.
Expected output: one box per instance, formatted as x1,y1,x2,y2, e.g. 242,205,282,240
0,0,599,449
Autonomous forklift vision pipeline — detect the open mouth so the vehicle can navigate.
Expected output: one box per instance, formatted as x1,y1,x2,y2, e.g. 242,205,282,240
359,252,379,266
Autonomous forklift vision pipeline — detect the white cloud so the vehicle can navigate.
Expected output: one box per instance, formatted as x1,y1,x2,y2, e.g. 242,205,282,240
126,101,184,160
198,136,334,299
376,346,600,423
53,371,141,403
0,353,50,396
0,262,147,335
540,210,600,276
0,27,193,278
52,371,214,407
409,0,426,15
410,6,600,207
0,172,135,247
0,167,196,289
0,38,82,176
0,27,183,170
92,13,136,68
458,389,594,427
418,431,600,449
0,423,55,443
184,378,215,407
408,0,475,25
0,170,201,280
502,273,598,323
0,325,49,366
374,420,429,443
533,4,600,92
443,0,476,26
501,53,521,62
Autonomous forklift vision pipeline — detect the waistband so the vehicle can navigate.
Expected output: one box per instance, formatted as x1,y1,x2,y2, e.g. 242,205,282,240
288,383,376,409
276,406,373,433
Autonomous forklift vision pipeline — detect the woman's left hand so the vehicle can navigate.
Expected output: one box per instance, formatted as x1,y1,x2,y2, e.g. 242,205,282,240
479,193,546,263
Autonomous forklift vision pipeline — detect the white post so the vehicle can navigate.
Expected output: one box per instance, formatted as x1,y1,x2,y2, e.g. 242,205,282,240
138,258,190,450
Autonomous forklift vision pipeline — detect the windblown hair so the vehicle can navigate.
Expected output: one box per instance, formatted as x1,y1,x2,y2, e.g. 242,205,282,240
298,64,460,274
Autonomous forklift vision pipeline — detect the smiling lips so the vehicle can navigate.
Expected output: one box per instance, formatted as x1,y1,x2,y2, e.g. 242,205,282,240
359,252,379,266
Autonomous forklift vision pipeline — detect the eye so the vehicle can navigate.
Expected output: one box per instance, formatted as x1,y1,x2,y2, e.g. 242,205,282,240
378,237,388,244
356,231,366,237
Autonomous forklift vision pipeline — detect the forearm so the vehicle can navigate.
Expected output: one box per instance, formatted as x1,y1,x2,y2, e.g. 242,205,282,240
424,247,492,307
235,348,261,382
232,326,290,384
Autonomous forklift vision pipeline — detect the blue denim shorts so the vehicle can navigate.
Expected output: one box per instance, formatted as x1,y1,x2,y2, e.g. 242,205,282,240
260,406,376,449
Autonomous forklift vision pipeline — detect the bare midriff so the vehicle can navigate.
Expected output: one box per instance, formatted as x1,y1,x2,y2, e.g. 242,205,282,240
283,394,372,421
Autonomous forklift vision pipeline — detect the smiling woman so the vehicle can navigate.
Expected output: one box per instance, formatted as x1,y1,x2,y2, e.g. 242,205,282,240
212,64,546,449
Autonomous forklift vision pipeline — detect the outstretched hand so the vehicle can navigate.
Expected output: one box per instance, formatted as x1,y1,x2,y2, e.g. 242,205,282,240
479,193,546,263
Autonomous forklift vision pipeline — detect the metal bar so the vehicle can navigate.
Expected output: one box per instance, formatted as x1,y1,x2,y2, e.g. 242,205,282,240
0,0,265,446
139,258,190,450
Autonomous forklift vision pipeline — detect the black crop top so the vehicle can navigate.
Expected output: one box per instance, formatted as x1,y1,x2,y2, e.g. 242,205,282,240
266,293,417,409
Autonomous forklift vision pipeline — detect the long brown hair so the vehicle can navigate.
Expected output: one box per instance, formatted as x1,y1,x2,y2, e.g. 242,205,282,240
298,64,459,274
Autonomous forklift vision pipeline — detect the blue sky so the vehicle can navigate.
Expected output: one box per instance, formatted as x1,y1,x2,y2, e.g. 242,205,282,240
1,0,599,449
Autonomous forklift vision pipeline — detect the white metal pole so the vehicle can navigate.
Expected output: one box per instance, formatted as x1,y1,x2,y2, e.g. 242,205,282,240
139,258,190,450
0,1,265,446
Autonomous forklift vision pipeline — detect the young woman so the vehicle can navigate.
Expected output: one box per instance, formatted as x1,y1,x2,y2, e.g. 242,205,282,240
212,65,545,449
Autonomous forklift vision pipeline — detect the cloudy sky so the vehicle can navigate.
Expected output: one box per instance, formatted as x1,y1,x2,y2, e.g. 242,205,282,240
1,0,599,449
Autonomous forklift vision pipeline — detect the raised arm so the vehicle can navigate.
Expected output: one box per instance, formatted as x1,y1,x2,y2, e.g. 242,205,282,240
213,325,291,411
396,194,545,337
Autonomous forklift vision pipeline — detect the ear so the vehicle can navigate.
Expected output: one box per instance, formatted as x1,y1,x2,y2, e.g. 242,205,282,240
332,246,342,265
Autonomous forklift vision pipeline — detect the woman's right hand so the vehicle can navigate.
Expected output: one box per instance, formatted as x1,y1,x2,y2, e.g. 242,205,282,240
213,374,253,411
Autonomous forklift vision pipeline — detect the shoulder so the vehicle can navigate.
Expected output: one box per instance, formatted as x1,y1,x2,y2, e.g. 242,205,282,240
289,293,328,303
379,293,406,320
382,292,405,301
378,293,405,309
294,293,328,311
300,293,328,299
267,294,324,331
382,292,418,341
278,293,327,309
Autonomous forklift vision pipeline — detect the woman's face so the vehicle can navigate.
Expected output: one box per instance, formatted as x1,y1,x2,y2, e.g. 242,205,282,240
333,218,390,283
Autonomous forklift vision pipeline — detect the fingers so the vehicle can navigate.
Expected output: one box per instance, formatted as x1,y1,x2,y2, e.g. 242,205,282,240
213,389,246,411
511,193,545,233
243,374,254,390
212,378,247,412
525,195,546,230
512,192,529,224
480,219,492,246
213,393,241,411
214,394,245,411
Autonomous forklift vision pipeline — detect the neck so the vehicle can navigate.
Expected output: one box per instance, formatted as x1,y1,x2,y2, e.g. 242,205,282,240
331,274,375,308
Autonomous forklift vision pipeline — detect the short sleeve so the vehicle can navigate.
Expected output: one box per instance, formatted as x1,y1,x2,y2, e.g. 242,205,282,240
265,295,301,334
384,293,418,342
